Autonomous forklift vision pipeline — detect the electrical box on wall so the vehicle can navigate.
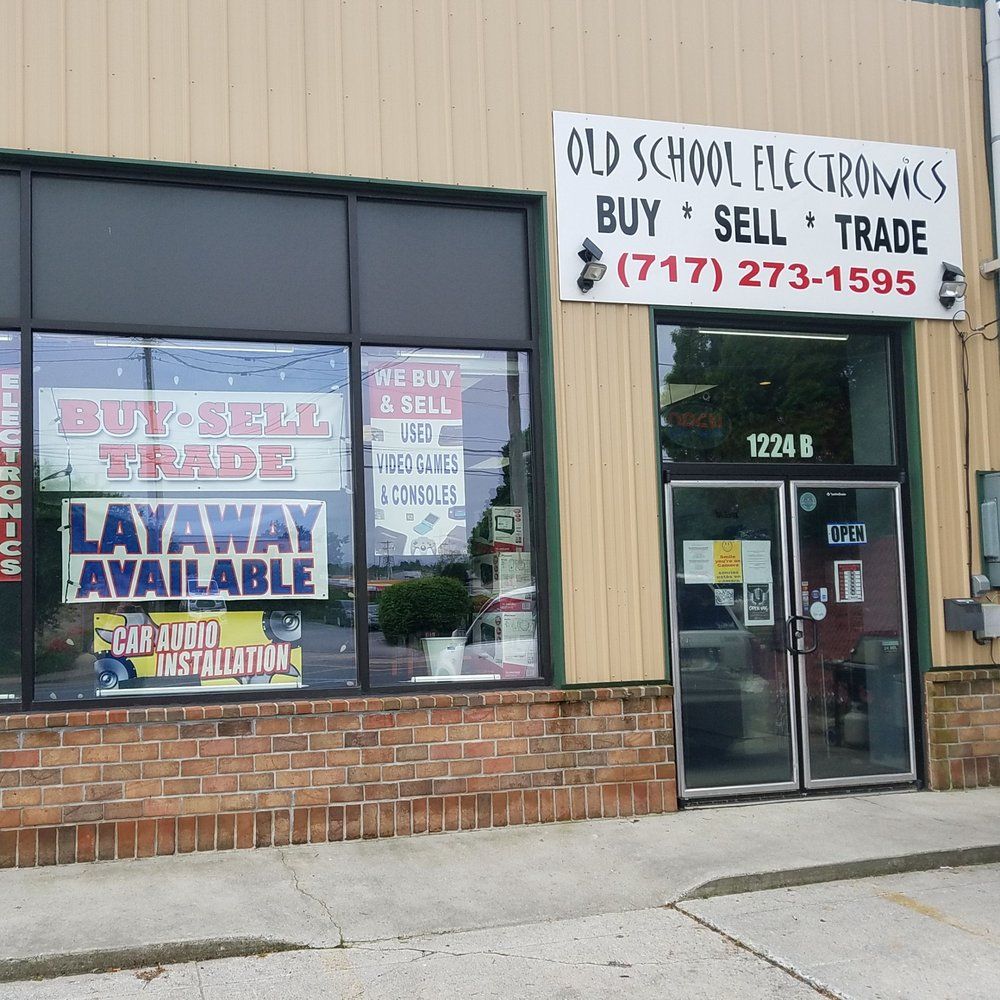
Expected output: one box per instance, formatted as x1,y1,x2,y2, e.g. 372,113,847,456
978,472,1000,588
943,599,1000,641
944,599,986,632
981,604,1000,639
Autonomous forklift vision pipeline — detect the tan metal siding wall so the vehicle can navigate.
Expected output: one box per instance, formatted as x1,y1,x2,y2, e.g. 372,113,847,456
0,0,991,678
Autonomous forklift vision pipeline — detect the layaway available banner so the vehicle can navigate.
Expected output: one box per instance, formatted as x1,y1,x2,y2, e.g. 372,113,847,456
61,498,329,604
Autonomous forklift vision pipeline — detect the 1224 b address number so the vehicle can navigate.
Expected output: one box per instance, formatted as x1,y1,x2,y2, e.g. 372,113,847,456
747,433,814,459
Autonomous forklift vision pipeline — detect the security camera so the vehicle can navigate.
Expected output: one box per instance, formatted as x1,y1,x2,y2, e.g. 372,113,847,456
578,238,603,264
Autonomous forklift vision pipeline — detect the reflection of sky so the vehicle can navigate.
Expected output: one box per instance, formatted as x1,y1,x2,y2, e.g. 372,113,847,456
33,334,355,570
656,324,877,386
33,334,350,399
361,348,532,563
0,332,19,379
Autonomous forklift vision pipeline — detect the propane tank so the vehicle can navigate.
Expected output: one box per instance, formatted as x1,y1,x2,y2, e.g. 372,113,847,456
842,702,868,749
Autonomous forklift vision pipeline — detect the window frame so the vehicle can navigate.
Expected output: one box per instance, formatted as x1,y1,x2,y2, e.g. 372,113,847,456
654,310,907,485
4,155,552,709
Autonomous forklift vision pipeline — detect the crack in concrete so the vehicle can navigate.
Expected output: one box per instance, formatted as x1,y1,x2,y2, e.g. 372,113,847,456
277,850,345,947
349,942,652,972
341,900,666,949
672,902,843,999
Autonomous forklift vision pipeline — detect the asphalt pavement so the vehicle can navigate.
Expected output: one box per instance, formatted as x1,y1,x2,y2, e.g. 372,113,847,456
0,788,997,998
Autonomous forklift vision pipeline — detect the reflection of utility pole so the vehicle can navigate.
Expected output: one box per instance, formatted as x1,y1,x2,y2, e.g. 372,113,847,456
376,541,394,579
143,344,155,399
507,350,527,535
141,343,165,510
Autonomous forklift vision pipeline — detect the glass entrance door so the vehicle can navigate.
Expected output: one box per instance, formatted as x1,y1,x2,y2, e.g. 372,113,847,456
667,482,798,797
668,481,916,799
791,483,916,787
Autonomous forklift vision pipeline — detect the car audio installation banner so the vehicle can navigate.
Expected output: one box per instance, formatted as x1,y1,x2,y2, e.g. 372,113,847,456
93,610,303,694
61,498,328,604
37,388,346,492
369,362,466,556
553,111,963,319
0,367,20,581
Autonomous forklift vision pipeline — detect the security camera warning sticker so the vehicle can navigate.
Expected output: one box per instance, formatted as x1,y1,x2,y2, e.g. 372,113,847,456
93,610,303,695
368,362,466,558
61,498,328,604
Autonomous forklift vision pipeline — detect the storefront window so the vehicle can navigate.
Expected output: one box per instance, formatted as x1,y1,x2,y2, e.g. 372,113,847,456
656,325,894,465
33,334,355,700
8,168,545,707
362,347,538,685
0,332,21,702
0,174,19,319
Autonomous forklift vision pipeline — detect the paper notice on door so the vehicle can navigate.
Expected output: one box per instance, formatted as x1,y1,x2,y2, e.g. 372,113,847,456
741,540,772,583
743,582,774,626
834,560,864,603
713,540,743,583
682,540,713,583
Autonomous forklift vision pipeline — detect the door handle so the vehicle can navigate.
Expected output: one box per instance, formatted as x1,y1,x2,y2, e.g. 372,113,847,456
785,614,818,655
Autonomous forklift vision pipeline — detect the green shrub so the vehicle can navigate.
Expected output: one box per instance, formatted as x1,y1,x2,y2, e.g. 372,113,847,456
378,576,472,646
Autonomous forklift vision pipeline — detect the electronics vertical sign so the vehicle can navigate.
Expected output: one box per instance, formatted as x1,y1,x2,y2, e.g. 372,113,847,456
0,367,20,581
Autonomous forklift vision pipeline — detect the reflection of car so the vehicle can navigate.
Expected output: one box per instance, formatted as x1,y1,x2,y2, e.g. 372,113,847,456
187,597,226,614
331,600,355,627
679,587,757,673
679,585,769,749
463,586,536,678
367,603,380,630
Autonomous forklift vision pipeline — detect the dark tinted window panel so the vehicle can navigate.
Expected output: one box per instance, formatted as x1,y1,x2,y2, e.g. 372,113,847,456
656,324,894,465
0,174,19,317
32,177,349,333
357,200,530,340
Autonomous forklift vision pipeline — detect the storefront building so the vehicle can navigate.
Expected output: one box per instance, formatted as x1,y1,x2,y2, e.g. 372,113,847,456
0,0,994,865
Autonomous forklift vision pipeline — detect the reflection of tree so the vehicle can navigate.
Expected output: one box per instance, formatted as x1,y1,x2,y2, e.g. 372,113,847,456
471,428,533,538
325,530,350,572
661,329,864,462
472,439,511,541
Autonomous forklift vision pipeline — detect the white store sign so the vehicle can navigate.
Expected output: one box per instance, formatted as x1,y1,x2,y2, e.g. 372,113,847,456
553,111,963,319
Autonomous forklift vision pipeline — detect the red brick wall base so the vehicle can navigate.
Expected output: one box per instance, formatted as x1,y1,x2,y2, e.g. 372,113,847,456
0,686,676,867
925,669,1000,789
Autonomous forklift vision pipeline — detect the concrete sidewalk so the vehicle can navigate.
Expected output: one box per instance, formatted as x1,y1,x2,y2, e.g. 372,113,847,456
680,863,1000,999
1,788,998,982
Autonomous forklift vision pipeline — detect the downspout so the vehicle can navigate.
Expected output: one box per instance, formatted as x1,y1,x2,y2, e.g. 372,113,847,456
984,1,1000,280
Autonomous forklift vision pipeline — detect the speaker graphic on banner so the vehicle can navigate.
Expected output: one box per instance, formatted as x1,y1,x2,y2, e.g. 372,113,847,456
369,362,466,557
